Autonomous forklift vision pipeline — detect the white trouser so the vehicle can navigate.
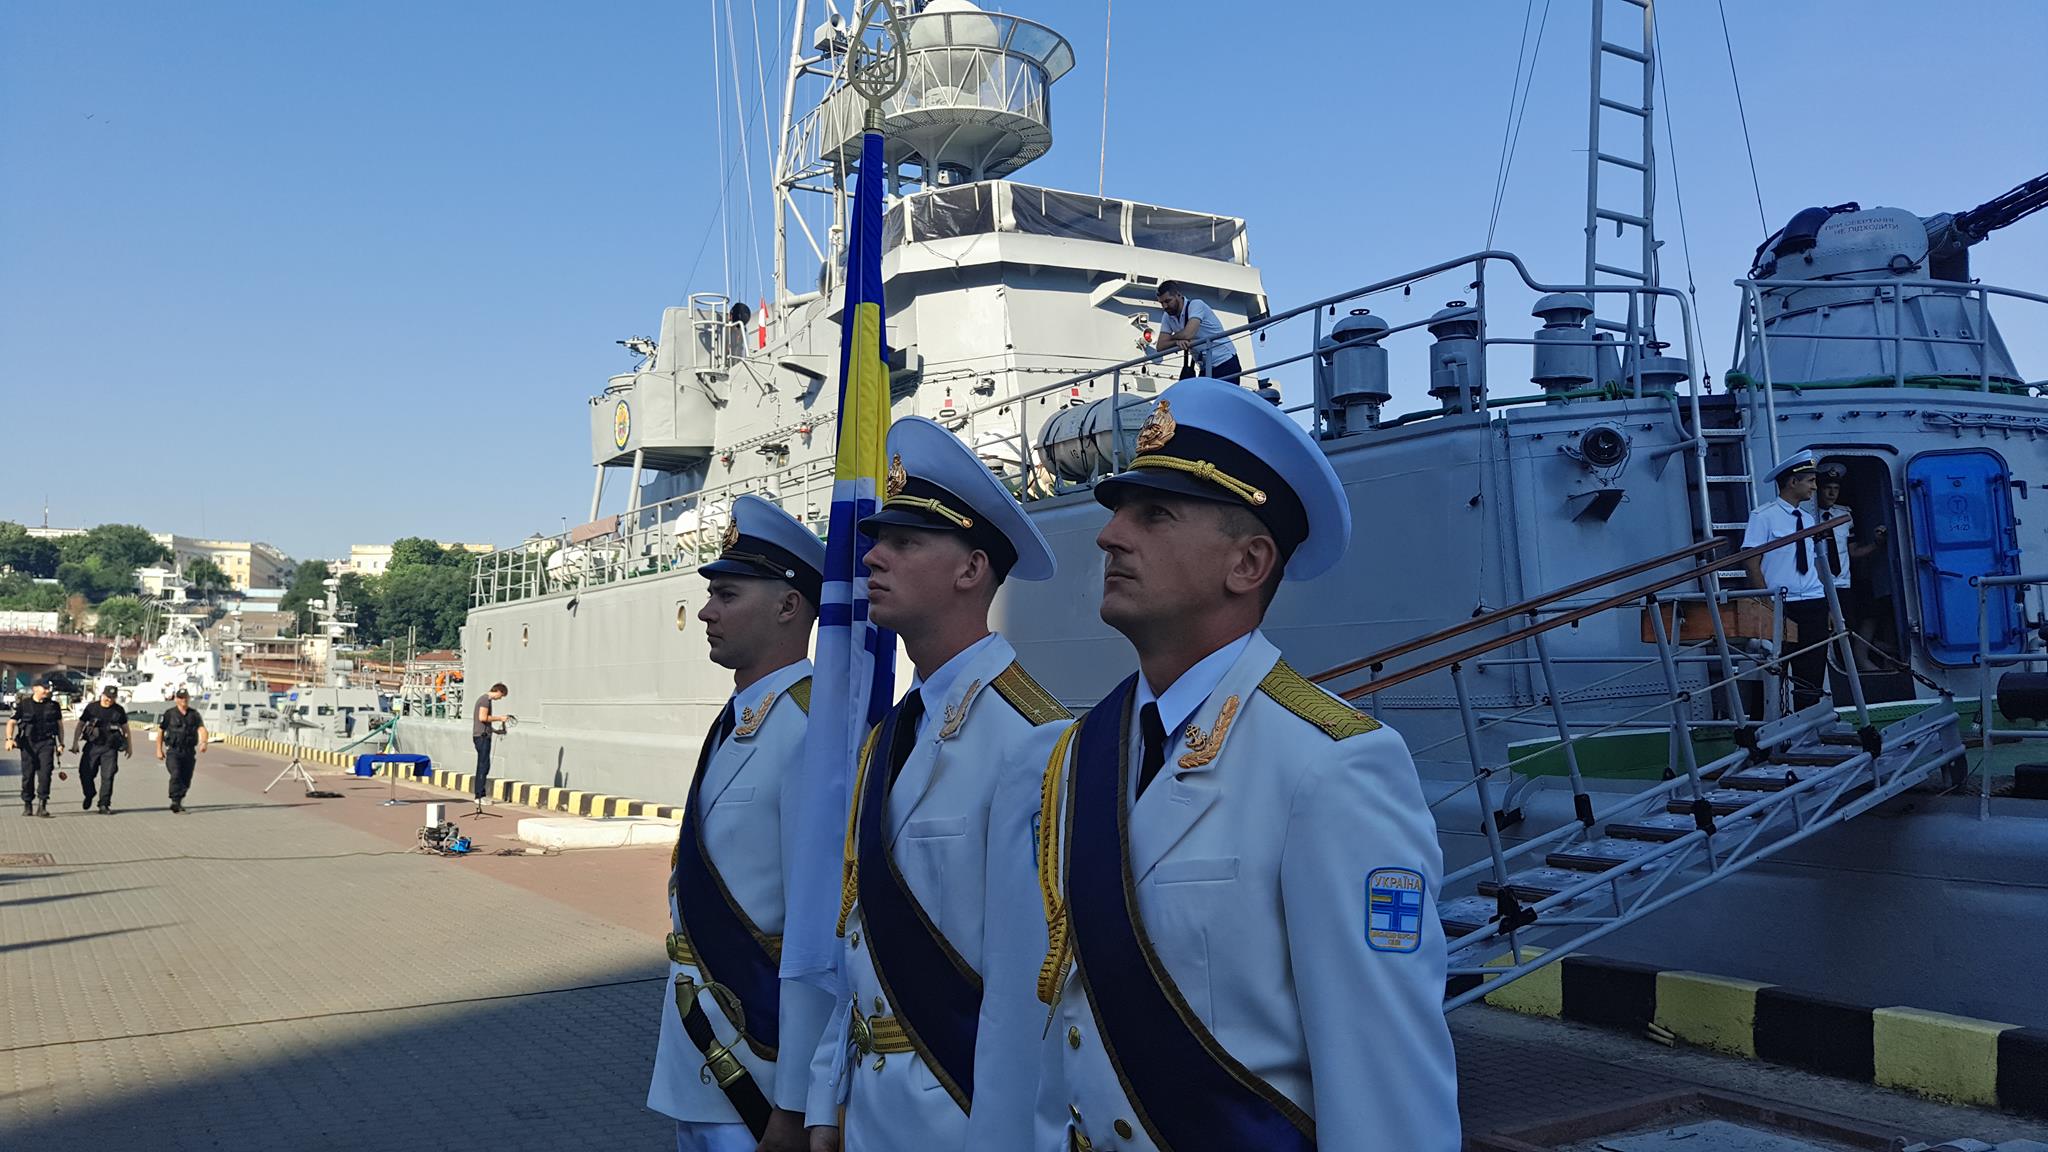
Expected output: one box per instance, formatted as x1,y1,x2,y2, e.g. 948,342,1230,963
676,1119,754,1152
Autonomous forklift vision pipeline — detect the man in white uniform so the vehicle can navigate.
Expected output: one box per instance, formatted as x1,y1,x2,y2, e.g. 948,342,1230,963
1027,377,1461,1151
650,494,835,1152
806,417,1069,1152
1741,451,1835,711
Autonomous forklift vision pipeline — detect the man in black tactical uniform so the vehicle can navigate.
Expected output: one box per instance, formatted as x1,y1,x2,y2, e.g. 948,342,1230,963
7,678,65,818
157,687,208,813
71,685,131,814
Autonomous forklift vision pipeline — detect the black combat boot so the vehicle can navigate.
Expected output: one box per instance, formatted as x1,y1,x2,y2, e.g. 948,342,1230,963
36,802,51,818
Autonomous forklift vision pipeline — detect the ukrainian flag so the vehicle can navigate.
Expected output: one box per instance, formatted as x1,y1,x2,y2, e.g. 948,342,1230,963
782,128,897,995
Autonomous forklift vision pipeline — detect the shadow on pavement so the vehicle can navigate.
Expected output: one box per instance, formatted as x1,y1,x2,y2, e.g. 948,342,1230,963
0,926,166,956
0,887,149,910
0,963,674,1152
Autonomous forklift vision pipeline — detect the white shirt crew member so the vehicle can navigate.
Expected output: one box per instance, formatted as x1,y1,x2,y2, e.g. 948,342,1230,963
1811,502,1852,589
1741,497,1827,602
1160,296,1232,373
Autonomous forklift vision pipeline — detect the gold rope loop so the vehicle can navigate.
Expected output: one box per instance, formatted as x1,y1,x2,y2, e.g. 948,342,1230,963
1127,454,1267,507
837,723,885,936
1035,721,1080,1004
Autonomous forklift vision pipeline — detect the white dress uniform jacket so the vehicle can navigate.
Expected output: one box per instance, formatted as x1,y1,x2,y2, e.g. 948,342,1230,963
649,659,837,1124
1027,632,1461,1152
809,632,1070,1152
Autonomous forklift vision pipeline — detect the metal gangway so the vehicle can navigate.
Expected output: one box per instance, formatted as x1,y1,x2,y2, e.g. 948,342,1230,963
1312,517,1967,1010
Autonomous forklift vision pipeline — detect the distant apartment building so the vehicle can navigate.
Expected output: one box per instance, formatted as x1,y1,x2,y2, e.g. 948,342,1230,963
340,541,494,576
152,534,296,591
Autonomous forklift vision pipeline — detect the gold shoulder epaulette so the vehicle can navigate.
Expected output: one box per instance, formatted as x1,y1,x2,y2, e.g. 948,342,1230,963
789,677,812,714
1258,660,1380,740
991,662,1072,727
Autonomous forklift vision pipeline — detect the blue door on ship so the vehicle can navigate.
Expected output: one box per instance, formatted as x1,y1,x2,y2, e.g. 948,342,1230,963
1905,448,2022,667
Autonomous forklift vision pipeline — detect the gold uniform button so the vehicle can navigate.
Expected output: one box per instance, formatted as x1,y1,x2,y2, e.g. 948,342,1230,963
873,996,886,1012
1114,1119,1134,1139
1066,1026,1081,1049
850,931,861,949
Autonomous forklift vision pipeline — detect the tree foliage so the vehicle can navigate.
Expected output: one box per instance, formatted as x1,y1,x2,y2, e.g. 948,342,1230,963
280,559,332,635
59,524,168,571
0,523,61,578
0,571,66,613
185,557,231,597
329,541,476,650
56,555,137,600
93,595,148,639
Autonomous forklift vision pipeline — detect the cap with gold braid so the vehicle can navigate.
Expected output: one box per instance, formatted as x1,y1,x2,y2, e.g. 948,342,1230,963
700,493,827,605
1095,376,1351,581
857,416,1055,582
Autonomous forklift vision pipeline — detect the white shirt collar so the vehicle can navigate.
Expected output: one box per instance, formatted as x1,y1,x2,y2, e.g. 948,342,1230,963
729,657,808,706
1136,631,1256,739
909,632,999,735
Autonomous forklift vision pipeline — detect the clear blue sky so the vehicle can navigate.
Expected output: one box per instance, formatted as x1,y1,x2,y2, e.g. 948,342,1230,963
6,1,2045,561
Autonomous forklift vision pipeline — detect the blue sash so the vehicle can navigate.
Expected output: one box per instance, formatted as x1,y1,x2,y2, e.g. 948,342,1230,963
674,715,781,1056
855,702,980,1111
1068,677,1316,1151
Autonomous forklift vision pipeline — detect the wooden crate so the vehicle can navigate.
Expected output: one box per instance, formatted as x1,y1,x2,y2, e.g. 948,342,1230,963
1640,598,1781,644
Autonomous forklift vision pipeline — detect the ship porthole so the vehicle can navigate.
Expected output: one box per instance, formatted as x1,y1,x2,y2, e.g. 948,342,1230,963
676,602,688,631
521,624,530,647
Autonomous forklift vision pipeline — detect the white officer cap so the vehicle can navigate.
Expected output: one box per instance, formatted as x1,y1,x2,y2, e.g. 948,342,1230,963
700,493,827,604
1094,377,1351,581
858,416,1056,582
1763,450,1818,486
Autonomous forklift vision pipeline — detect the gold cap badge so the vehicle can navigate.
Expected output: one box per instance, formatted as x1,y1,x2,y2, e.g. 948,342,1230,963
721,515,740,550
886,453,908,499
1135,399,1176,453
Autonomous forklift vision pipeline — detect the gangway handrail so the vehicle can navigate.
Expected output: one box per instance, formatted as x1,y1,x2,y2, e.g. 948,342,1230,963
1309,537,1725,685
1338,514,1849,701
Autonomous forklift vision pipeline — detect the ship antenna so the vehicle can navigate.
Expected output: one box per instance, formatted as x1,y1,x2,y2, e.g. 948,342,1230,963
1715,0,1769,237
1097,0,1113,198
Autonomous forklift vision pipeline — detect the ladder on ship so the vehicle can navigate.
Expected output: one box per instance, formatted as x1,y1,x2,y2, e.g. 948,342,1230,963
1311,521,1966,1010
1583,0,1661,347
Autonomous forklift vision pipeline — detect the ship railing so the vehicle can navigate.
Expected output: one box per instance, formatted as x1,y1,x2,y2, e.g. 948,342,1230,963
1972,570,2048,820
1310,516,1871,1004
470,455,837,608
963,251,1713,535
1731,276,2048,470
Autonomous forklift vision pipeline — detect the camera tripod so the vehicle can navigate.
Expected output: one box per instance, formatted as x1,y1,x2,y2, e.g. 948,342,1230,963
264,753,319,794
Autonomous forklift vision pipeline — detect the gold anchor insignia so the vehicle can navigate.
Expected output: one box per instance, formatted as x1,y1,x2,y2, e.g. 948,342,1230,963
885,453,908,498
720,515,740,551
732,690,778,737
1177,694,1239,769
1135,399,1176,453
938,679,981,740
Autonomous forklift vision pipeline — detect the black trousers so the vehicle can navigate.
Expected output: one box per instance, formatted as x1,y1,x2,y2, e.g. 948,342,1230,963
18,739,55,804
473,735,492,799
166,746,197,803
1208,354,1245,383
1782,597,1835,711
82,745,121,806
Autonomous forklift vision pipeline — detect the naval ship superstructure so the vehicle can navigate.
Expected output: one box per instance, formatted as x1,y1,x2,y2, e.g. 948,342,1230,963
403,1,2048,1025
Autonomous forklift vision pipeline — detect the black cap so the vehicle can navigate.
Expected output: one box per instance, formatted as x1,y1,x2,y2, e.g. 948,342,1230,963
174,688,190,698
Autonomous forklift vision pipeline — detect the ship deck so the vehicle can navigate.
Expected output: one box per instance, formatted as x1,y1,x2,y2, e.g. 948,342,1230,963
4,744,2045,1150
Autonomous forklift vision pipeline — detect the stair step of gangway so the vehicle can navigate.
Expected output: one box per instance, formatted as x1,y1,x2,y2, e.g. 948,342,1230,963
1774,747,1862,767
1719,766,1807,792
1608,808,1757,842
1477,866,1592,902
1547,836,1671,872
1665,788,1758,816
1439,895,1505,939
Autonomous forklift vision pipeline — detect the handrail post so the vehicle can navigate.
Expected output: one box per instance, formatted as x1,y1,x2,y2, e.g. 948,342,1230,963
1451,662,1515,893
1529,611,1593,828
1767,589,1787,722
1813,517,1869,731
1647,591,1714,833
1700,567,1748,726
1979,286,1992,393
1893,286,1906,389
1978,579,1992,821
1108,367,1126,473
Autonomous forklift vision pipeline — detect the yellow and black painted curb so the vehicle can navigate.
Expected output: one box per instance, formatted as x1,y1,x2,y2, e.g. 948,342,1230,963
219,734,682,823
1457,949,2048,1118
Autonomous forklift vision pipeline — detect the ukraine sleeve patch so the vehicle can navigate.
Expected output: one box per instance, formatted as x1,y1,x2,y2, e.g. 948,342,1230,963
1366,867,1425,954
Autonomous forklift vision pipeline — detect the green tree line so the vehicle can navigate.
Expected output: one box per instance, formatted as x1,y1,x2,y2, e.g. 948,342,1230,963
281,538,474,651
0,523,172,632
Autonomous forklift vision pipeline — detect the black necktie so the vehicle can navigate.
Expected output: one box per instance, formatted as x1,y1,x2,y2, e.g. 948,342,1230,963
695,700,736,782
1793,509,1809,575
1824,515,1841,574
887,689,925,788
1137,702,1168,797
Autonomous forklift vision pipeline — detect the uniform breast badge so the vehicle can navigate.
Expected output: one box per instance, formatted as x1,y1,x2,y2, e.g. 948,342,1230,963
733,690,778,737
938,680,981,741
1177,694,1238,769
1135,398,1176,453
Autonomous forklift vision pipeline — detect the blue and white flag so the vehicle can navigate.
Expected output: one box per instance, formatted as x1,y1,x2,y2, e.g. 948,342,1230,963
781,128,896,996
